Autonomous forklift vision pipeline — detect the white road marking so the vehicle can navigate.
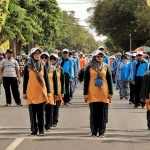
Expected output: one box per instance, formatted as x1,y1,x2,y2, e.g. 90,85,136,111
5,138,24,150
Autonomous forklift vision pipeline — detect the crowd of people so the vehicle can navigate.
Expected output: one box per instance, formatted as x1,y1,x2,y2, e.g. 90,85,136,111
0,46,150,137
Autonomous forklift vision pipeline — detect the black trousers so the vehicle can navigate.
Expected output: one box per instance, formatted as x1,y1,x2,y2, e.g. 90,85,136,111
3,77,21,104
64,73,70,104
135,76,145,107
53,100,61,124
129,83,135,103
28,102,45,133
45,104,54,130
89,102,108,135
147,110,150,129
79,69,84,82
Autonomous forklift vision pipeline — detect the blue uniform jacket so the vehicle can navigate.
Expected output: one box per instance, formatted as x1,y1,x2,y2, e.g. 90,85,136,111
131,60,149,81
112,58,121,72
59,58,74,79
103,55,110,65
116,62,130,81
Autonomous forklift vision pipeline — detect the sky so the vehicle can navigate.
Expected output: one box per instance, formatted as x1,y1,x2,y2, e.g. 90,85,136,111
57,0,107,41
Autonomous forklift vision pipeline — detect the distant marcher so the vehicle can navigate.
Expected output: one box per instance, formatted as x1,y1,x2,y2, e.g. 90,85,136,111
98,46,110,65
84,50,113,137
116,55,130,100
0,49,22,106
128,53,137,104
79,52,86,83
23,48,51,136
59,49,74,106
50,53,65,127
112,52,122,90
131,51,149,108
41,52,58,131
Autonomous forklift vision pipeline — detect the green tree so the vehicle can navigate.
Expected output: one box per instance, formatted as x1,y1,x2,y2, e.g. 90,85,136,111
57,10,99,53
88,0,150,52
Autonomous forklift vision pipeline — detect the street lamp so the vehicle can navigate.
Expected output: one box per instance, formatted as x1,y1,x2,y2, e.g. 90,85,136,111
129,34,132,51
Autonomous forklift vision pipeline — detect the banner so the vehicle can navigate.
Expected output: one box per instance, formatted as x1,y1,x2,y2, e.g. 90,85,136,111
0,40,10,53
147,0,150,6
0,0,10,32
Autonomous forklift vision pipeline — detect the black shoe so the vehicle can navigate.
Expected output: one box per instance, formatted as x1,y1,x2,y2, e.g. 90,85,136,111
53,123,57,127
5,103,12,106
16,103,23,106
99,134,105,138
39,132,44,136
31,132,37,136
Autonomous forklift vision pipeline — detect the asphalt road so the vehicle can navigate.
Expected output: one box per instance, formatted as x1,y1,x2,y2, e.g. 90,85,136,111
0,80,150,150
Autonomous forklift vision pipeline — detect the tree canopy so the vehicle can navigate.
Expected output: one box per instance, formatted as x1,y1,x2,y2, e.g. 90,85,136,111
88,0,150,52
0,0,100,55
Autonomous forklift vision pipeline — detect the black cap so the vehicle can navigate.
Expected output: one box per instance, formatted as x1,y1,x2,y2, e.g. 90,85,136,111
7,49,13,53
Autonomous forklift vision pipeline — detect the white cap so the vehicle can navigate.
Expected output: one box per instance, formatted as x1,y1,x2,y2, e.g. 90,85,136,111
98,46,105,50
50,53,58,59
116,52,122,56
62,49,69,52
30,47,42,54
83,54,85,58
41,52,50,57
131,53,137,57
109,55,115,59
93,50,103,56
54,50,59,53
136,51,143,55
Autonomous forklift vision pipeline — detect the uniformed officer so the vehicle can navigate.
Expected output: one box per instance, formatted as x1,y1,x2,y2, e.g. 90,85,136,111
0,49,22,106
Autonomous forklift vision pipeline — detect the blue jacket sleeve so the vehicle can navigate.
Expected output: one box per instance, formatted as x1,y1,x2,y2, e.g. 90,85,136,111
69,60,74,79
126,64,130,81
104,56,110,65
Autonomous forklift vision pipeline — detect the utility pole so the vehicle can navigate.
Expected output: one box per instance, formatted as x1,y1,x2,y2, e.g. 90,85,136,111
129,34,132,51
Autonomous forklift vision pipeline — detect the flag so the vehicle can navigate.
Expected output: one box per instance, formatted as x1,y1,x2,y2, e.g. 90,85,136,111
0,40,10,53
147,0,150,6
0,0,10,32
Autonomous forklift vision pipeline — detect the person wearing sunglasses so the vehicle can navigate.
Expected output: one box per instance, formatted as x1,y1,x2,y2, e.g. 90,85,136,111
72,50,80,88
0,49,22,106
131,51,149,109
98,46,110,65
84,50,113,138
40,52,58,132
68,50,78,102
23,48,51,136
128,53,137,104
112,52,122,90
49,53,65,127
116,55,130,101
59,49,74,106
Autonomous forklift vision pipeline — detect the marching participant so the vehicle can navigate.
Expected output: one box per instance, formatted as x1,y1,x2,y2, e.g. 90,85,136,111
40,52,58,132
0,49,22,106
23,48,51,136
131,51,149,108
59,49,74,106
84,50,113,137
116,55,130,100
50,53,65,127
